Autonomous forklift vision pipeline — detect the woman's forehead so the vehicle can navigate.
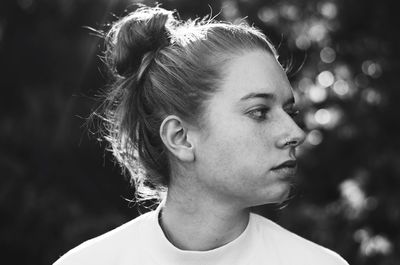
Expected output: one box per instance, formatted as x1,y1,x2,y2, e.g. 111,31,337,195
219,50,293,102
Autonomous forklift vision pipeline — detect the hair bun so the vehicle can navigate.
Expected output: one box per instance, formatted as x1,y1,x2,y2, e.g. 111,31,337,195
106,6,174,77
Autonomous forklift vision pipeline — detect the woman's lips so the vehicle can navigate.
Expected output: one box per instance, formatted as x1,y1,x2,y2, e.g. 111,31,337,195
271,160,297,170
271,161,298,178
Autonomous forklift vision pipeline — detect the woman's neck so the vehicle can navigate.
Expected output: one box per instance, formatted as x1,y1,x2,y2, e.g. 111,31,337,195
159,190,250,251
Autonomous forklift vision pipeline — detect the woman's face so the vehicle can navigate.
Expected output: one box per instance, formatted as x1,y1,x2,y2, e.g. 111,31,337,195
191,50,306,208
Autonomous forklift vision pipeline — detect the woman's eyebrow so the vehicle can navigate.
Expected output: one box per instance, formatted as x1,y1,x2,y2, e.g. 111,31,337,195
240,92,295,105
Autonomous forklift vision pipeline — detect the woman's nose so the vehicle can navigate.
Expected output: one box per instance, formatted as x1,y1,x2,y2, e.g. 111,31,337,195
276,114,306,149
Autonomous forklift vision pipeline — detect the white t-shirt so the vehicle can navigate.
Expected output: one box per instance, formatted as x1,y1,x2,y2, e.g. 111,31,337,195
54,204,349,265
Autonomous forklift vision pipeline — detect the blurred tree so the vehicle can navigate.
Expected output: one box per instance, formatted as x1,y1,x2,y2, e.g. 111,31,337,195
0,0,399,264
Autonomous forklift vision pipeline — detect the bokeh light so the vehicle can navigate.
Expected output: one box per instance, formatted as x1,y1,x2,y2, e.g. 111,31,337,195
280,4,300,21
340,178,366,216
314,108,332,125
361,60,382,78
354,229,393,257
310,107,342,129
257,7,278,24
295,35,312,50
306,129,323,145
308,84,328,103
332,79,350,96
308,21,327,42
319,2,338,19
317,70,335,87
221,0,240,22
320,47,336,63
362,88,382,105
334,64,352,80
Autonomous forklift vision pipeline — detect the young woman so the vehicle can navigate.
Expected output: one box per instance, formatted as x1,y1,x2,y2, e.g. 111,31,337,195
54,6,349,265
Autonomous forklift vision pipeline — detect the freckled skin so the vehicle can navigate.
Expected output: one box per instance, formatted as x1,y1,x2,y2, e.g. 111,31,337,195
191,50,305,208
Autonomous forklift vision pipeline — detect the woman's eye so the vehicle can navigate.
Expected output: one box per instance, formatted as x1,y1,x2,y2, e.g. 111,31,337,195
248,108,270,121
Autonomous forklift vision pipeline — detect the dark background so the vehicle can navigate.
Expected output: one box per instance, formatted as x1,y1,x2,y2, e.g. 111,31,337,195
1,0,399,264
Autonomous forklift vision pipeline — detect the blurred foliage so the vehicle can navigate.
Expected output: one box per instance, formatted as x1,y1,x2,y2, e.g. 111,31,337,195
0,0,399,264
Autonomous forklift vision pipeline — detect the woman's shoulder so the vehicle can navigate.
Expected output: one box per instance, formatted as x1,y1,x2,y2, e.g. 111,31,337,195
250,213,349,265
53,210,156,265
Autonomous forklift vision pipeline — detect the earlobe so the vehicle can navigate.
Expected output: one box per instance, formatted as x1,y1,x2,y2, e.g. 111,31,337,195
160,115,195,162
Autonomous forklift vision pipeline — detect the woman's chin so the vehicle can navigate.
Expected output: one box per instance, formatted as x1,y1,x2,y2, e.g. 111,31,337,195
247,185,291,207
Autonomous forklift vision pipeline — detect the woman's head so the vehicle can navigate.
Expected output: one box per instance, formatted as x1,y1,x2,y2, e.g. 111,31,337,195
100,5,303,203
186,50,306,208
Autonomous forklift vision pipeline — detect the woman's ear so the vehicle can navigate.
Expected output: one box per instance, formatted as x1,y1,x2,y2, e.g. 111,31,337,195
159,115,195,162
